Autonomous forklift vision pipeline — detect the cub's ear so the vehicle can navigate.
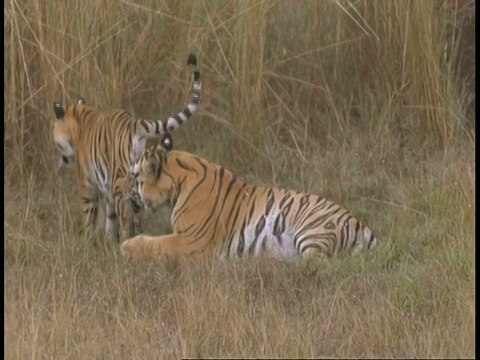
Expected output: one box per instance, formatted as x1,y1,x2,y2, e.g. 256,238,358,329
77,97,86,105
53,102,65,120
161,133,173,152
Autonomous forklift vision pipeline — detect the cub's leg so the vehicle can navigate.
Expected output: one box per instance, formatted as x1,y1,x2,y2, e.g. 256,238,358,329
117,198,132,240
116,195,143,239
121,234,198,260
105,197,120,242
130,196,144,236
114,176,143,239
77,177,99,237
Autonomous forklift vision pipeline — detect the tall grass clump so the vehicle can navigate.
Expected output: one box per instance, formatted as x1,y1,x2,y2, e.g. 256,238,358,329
4,0,474,358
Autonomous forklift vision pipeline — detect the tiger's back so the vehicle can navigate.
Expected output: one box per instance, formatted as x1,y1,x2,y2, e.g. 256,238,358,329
121,145,378,261
74,108,136,195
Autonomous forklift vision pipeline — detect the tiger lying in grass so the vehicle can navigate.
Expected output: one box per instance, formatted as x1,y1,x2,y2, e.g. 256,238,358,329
119,142,378,261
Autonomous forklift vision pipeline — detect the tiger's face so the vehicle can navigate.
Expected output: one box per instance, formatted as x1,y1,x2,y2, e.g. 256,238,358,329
132,141,173,211
52,98,85,169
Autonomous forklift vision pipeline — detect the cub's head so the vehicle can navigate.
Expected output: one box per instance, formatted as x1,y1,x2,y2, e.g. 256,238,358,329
130,134,174,211
52,98,86,169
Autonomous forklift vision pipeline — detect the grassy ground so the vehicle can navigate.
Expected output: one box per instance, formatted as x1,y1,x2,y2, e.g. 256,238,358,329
4,0,475,358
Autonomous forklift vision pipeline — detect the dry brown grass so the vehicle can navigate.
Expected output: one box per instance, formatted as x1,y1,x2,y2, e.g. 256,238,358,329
4,0,475,358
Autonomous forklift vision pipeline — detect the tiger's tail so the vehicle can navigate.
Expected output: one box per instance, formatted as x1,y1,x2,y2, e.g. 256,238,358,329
351,224,378,255
146,54,201,134
132,54,202,160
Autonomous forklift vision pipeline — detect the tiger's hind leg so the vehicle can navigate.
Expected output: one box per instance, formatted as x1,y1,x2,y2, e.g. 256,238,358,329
297,246,332,276
121,233,199,260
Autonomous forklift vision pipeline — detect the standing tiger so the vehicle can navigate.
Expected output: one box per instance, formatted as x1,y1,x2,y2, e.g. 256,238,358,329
119,143,379,261
53,54,202,242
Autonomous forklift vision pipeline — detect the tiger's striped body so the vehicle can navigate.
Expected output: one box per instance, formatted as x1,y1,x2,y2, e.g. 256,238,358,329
53,54,201,241
120,144,378,261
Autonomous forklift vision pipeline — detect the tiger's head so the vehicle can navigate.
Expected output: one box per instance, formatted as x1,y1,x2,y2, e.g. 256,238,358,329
129,135,174,211
52,98,87,169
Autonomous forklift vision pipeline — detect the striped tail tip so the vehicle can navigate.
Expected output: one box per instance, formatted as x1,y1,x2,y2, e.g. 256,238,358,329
187,54,198,67
363,227,378,250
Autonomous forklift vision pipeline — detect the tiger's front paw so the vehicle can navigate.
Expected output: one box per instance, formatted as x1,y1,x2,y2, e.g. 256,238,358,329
121,236,150,259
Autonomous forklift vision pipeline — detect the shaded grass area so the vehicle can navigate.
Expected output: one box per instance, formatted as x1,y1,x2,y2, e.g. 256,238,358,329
5,139,474,359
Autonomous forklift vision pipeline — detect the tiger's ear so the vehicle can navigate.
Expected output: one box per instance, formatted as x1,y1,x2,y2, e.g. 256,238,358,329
142,149,162,182
161,133,173,152
77,97,86,105
53,102,65,120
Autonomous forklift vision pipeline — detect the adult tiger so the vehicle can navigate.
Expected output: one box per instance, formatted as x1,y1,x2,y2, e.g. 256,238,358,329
119,143,379,261
53,54,201,242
